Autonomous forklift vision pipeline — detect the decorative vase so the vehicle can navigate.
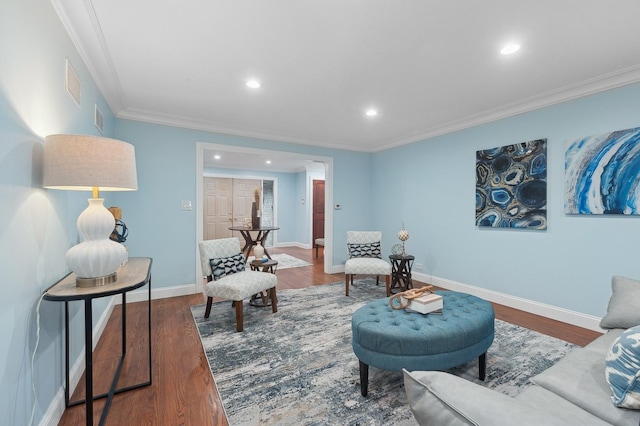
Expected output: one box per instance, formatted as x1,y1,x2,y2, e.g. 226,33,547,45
254,242,265,259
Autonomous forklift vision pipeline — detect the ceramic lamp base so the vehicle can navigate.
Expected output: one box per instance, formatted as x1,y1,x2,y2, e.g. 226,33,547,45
66,198,126,285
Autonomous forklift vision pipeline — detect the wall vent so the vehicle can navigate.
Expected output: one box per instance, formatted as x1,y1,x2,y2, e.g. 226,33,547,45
94,104,104,134
65,58,81,105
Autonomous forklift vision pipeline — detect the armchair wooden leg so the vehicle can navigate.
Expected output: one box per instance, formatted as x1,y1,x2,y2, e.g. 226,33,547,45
385,275,391,297
234,300,244,332
204,297,213,318
345,274,351,296
270,287,278,313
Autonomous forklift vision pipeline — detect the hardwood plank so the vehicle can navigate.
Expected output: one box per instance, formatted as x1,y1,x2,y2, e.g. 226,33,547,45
57,246,601,425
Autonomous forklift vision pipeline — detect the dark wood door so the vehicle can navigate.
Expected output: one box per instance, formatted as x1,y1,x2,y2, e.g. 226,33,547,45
312,180,325,243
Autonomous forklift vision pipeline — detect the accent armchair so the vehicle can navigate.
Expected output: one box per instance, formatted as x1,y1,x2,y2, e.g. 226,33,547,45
198,237,277,332
344,231,391,297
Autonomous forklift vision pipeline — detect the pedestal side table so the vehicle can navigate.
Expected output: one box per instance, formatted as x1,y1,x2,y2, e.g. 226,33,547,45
249,259,278,307
43,257,153,426
228,226,280,261
389,254,415,293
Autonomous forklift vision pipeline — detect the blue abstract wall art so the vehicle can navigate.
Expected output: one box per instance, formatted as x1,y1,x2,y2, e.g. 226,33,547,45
565,126,640,215
476,139,547,229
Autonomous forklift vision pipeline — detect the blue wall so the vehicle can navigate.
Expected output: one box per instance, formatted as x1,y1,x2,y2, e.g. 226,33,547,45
0,0,118,423
372,83,640,317
113,119,374,288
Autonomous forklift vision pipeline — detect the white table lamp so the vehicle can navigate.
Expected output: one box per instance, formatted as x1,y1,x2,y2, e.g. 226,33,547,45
43,134,138,287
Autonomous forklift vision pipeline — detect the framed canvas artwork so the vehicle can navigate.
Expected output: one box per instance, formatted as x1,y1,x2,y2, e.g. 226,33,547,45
565,127,640,215
476,139,547,229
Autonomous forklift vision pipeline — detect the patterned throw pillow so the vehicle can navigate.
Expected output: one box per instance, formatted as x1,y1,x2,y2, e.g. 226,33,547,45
605,325,640,409
347,241,382,259
209,252,246,281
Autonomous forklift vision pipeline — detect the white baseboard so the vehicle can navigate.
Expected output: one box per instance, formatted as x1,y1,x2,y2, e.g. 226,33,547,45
39,386,65,426
333,266,603,332
115,282,197,304
331,264,345,275
275,241,311,249
414,272,603,333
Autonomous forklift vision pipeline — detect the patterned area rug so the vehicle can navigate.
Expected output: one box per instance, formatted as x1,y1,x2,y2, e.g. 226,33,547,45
191,280,576,425
247,253,312,270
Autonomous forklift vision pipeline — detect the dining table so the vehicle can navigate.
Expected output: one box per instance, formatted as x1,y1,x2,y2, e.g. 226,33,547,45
228,226,280,260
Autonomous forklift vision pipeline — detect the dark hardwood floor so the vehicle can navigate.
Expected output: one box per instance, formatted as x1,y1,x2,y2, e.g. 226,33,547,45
58,246,602,425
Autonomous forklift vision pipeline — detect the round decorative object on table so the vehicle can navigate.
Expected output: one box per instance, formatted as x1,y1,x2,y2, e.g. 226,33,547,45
249,259,278,307
391,244,403,256
397,223,410,255
351,291,495,396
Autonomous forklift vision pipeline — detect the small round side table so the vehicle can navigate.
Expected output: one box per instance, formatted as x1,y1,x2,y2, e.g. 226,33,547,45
249,259,278,307
389,254,414,294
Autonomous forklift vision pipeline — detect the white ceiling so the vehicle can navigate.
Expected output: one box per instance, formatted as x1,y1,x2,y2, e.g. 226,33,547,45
56,0,640,155
202,146,326,173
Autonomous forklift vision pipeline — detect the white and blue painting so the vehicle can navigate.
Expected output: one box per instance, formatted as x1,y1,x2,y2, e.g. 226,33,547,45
565,127,640,215
476,139,547,230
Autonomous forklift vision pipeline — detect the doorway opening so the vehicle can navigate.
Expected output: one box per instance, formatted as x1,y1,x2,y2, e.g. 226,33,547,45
203,176,276,246
195,142,334,287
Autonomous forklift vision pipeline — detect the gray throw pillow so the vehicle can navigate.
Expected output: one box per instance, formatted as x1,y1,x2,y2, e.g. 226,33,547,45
600,276,640,330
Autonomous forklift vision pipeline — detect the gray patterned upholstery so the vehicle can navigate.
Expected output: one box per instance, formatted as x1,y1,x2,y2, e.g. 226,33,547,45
204,269,276,300
344,231,391,297
198,238,277,331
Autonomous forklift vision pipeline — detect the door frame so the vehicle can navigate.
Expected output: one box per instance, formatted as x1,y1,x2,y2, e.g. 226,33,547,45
195,142,334,288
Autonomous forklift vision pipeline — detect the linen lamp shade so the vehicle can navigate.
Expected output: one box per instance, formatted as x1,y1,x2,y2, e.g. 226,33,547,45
43,134,138,192
43,134,138,286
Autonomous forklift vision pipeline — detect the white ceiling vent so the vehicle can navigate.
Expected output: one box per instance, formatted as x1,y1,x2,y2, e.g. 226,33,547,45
94,104,104,134
65,58,81,105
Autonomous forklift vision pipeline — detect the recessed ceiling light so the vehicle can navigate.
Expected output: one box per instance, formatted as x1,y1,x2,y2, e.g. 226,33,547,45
500,44,520,55
246,80,261,89
214,154,221,160
266,160,271,164
365,109,378,117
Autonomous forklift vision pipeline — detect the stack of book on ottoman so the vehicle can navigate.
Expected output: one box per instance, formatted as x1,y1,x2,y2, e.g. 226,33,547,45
405,292,443,314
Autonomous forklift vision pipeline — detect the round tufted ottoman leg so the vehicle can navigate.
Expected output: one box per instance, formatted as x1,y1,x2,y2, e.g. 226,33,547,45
359,360,369,396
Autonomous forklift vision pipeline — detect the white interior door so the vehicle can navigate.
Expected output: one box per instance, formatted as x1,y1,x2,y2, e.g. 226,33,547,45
232,178,260,224
203,177,233,240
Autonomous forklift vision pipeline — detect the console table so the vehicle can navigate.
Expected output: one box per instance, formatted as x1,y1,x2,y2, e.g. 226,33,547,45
43,257,153,426
228,226,279,260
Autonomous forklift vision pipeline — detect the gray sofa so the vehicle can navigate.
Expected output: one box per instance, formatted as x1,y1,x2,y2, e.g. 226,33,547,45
403,276,640,426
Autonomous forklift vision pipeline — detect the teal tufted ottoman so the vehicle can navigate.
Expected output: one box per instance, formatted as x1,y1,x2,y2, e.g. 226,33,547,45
351,291,495,396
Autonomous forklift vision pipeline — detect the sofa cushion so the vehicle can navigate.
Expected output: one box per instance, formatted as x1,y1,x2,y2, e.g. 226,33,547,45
584,329,624,355
347,241,382,258
515,385,611,425
600,276,640,330
403,369,576,426
530,347,640,425
606,325,640,409
209,252,245,281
